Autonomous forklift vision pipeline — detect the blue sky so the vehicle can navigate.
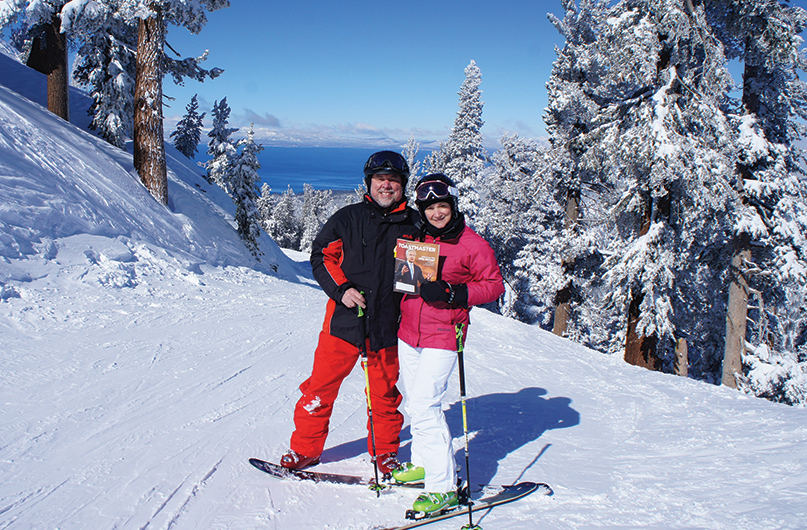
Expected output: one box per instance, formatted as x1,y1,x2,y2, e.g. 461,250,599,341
164,0,567,147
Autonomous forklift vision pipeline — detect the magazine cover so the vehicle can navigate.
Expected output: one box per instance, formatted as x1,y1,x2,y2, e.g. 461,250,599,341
393,239,440,295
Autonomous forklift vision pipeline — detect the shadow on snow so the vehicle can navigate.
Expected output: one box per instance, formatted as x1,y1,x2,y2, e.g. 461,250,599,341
322,386,579,486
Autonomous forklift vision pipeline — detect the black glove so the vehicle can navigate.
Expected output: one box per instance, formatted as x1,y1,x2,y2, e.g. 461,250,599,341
420,281,468,307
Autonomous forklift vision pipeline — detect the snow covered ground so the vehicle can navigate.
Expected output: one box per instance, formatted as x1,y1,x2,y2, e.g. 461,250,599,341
2,49,807,530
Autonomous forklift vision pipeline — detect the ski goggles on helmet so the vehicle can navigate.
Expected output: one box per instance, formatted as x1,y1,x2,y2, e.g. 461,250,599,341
415,180,458,202
364,151,409,176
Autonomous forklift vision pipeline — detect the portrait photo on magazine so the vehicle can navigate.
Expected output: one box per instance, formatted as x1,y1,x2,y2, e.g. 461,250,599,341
393,239,440,295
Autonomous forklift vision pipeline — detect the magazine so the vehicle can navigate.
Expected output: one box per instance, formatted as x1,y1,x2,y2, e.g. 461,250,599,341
393,239,440,295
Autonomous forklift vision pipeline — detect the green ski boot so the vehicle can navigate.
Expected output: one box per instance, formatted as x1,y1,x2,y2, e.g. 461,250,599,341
391,462,425,483
411,491,459,514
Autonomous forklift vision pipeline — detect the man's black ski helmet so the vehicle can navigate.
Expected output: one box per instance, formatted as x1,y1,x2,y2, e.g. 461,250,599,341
363,150,410,190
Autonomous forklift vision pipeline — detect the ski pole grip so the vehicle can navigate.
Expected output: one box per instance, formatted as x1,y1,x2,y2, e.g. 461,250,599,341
455,323,465,353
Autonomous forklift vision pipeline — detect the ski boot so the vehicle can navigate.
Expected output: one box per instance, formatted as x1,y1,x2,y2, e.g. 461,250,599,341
406,491,459,519
390,462,425,484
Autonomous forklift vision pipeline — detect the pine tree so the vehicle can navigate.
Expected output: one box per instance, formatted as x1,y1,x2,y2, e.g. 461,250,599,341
72,10,138,149
445,60,486,222
299,184,332,253
257,182,274,226
229,124,264,258
130,1,169,203
61,1,138,148
402,134,421,198
171,94,206,159
1,1,71,120
476,134,559,323
544,0,612,338
705,0,807,399
546,0,740,376
127,0,229,205
61,0,223,152
205,97,238,189
423,142,449,175
264,186,300,250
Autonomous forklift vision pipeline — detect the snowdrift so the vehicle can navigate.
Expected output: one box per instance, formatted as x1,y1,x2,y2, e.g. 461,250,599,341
0,50,301,290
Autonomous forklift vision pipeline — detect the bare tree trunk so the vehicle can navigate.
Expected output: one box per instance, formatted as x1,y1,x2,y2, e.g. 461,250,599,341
624,195,662,370
722,234,751,388
721,39,775,387
674,338,688,377
26,16,69,121
624,291,662,370
552,189,579,336
133,6,168,206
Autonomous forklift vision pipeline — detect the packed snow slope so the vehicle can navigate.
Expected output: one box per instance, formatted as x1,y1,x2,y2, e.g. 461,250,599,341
1,50,807,530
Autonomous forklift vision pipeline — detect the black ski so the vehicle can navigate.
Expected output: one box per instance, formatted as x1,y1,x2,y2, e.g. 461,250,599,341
375,481,552,530
248,458,423,489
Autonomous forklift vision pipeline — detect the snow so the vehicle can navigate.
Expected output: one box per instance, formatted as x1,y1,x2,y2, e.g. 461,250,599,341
738,114,770,162
651,69,680,158
2,49,807,530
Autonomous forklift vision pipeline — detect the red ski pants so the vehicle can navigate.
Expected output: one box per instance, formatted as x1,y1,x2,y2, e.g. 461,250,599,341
290,330,403,458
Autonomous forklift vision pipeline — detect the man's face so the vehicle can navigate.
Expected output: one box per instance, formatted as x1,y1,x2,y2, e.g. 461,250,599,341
406,249,416,263
369,173,403,208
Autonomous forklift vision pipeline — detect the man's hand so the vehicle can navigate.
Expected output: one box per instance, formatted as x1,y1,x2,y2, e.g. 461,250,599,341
341,287,366,309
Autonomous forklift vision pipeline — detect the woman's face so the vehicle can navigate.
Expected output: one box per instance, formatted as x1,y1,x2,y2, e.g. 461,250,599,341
424,202,452,230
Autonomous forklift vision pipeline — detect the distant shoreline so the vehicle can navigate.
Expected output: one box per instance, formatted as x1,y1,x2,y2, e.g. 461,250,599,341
193,146,425,193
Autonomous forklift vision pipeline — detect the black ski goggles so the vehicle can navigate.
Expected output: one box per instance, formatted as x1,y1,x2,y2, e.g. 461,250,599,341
364,151,408,175
415,180,458,201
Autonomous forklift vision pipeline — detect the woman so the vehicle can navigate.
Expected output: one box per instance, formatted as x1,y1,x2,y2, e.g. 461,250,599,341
392,174,505,514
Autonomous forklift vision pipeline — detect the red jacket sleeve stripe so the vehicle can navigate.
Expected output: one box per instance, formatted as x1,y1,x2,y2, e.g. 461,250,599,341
322,239,348,287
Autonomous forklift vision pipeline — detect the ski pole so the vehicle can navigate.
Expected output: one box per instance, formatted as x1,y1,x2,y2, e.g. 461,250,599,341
358,303,384,495
456,323,481,530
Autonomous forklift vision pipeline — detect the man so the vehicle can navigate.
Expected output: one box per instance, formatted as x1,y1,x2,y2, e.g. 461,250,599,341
395,248,427,294
281,151,416,477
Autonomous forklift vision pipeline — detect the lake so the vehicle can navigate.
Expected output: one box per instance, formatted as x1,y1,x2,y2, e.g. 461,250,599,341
195,146,431,193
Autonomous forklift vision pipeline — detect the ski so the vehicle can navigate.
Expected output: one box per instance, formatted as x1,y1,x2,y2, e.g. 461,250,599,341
374,481,552,530
248,458,424,489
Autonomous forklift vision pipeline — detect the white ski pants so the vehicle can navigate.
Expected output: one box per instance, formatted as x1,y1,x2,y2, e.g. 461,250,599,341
397,339,457,493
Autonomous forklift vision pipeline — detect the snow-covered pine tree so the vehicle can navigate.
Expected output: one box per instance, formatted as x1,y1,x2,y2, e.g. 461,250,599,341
228,124,264,258
299,184,332,253
402,134,421,199
546,0,739,376
75,34,137,148
444,60,486,223
68,2,139,149
257,182,275,236
204,97,238,189
544,0,614,338
705,0,807,402
130,1,168,204
1,1,71,120
265,186,300,250
59,0,222,152
422,142,448,175
126,0,229,205
475,134,559,323
171,94,205,159
351,182,366,205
